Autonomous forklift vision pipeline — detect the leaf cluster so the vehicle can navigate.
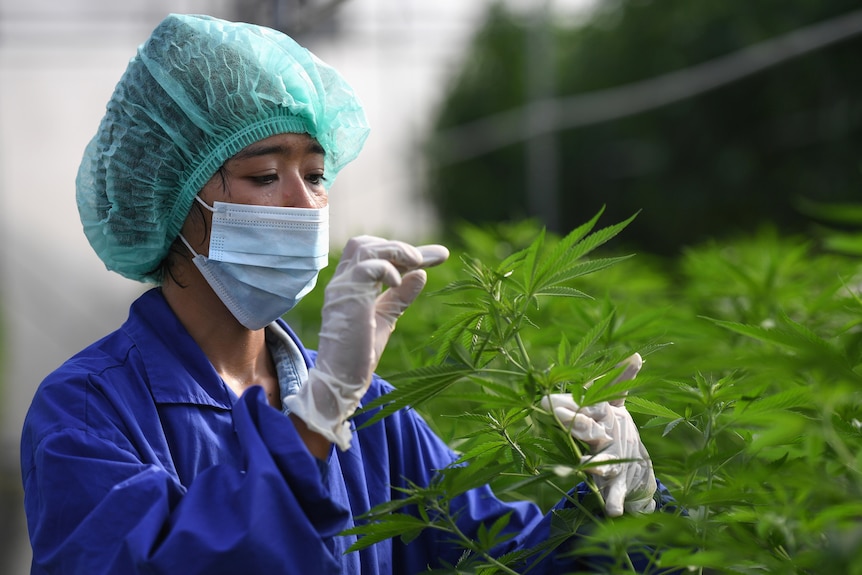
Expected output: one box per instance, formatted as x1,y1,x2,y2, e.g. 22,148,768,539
284,211,862,573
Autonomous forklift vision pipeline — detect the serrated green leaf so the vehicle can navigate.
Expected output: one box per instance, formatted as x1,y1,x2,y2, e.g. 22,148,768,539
513,227,545,282
432,279,485,296
736,387,812,415
454,440,509,463
532,286,594,299
531,209,605,288
707,317,805,349
478,512,515,550
356,365,473,427
541,255,635,289
568,313,614,365
343,514,429,552
556,334,572,367
662,417,685,437
625,395,682,419
533,212,637,289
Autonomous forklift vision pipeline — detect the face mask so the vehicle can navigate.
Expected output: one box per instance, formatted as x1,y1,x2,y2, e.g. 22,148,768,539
179,197,329,330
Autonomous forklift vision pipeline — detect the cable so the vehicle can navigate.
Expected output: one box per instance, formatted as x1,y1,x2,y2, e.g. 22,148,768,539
432,8,862,165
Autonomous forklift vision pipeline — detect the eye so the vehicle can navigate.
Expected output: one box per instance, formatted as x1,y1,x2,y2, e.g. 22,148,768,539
306,173,327,186
249,174,278,186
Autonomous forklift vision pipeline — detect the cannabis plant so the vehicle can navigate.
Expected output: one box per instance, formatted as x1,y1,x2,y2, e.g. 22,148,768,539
340,211,687,573
285,212,862,574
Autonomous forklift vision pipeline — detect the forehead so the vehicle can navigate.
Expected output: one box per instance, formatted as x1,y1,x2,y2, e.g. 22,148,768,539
229,133,325,163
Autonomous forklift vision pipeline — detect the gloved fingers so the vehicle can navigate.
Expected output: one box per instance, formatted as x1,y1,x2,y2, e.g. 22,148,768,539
543,395,617,426
601,475,628,517
338,236,448,271
541,393,581,413
615,353,643,383
347,258,404,288
373,270,428,351
625,496,657,515
571,413,614,447
338,236,425,273
624,478,658,515
333,235,382,273
376,269,428,324
542,395,582,429
385,268,428,305
581,353,642,405
543,395,614,447
416,244,450,268
576,402,612,422
609,353,642,407
339,235,388,255
581,452,623,478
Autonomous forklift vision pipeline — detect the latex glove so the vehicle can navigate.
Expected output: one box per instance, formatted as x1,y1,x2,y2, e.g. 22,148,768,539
541,353,656,517
284,235,449,451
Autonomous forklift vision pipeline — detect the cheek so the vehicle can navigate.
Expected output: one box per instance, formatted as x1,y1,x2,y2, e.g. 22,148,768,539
222,179,281,206
311,191,328,209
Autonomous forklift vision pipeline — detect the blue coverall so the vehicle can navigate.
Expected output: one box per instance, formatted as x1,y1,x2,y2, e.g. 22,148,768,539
21,288,667,574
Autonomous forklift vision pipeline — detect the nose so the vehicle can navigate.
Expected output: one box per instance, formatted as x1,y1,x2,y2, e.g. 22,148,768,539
281,171,323,209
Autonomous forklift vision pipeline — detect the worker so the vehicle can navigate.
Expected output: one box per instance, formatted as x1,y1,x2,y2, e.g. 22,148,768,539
20,14,666,574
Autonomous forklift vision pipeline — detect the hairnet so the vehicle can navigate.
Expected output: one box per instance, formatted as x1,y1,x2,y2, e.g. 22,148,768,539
77,13,369,283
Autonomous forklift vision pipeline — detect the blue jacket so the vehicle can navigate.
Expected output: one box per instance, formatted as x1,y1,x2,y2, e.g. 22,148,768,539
21,288,662,574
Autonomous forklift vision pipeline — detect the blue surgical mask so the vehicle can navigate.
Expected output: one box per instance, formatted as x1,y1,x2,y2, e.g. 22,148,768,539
179,197,329,330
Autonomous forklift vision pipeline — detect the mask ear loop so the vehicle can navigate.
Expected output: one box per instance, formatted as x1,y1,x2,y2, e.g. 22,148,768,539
178,195,216,257
194,195,216,213
178,233,200,258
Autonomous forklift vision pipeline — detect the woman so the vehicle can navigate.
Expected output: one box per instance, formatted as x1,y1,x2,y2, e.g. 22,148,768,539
20,14,662,574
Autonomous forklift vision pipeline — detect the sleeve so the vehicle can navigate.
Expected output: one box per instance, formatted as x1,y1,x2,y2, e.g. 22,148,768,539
23,387,348,575
382,407,563,573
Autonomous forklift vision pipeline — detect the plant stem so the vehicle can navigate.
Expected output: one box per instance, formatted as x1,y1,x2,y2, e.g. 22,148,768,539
432,501,522,575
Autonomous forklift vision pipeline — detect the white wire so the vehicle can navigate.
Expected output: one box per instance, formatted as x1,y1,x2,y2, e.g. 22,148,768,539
432,8,862,165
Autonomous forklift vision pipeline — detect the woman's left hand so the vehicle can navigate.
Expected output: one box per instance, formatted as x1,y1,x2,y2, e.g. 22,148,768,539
542,354,656,517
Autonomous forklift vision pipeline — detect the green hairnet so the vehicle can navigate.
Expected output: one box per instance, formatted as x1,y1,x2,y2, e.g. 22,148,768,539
77,13,369,283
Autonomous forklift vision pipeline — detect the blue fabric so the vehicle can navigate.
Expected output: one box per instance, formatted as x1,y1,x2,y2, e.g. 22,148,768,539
20,288,669,574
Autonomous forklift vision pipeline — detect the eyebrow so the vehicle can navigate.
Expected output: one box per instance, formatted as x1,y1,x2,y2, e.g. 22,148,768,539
230,138,326,162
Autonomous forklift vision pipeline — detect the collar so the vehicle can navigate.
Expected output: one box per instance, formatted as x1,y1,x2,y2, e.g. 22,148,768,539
122,289,315,409
265,321,309,416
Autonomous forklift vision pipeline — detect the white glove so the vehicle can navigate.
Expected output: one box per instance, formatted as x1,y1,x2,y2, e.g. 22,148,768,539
542,353,656,517
284,235,449,451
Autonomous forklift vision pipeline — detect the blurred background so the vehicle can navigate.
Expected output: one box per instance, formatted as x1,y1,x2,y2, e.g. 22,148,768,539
2,0,861,572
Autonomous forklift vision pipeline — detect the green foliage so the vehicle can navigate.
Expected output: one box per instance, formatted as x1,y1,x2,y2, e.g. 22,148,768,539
295,212,862,574
343,213,651,573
